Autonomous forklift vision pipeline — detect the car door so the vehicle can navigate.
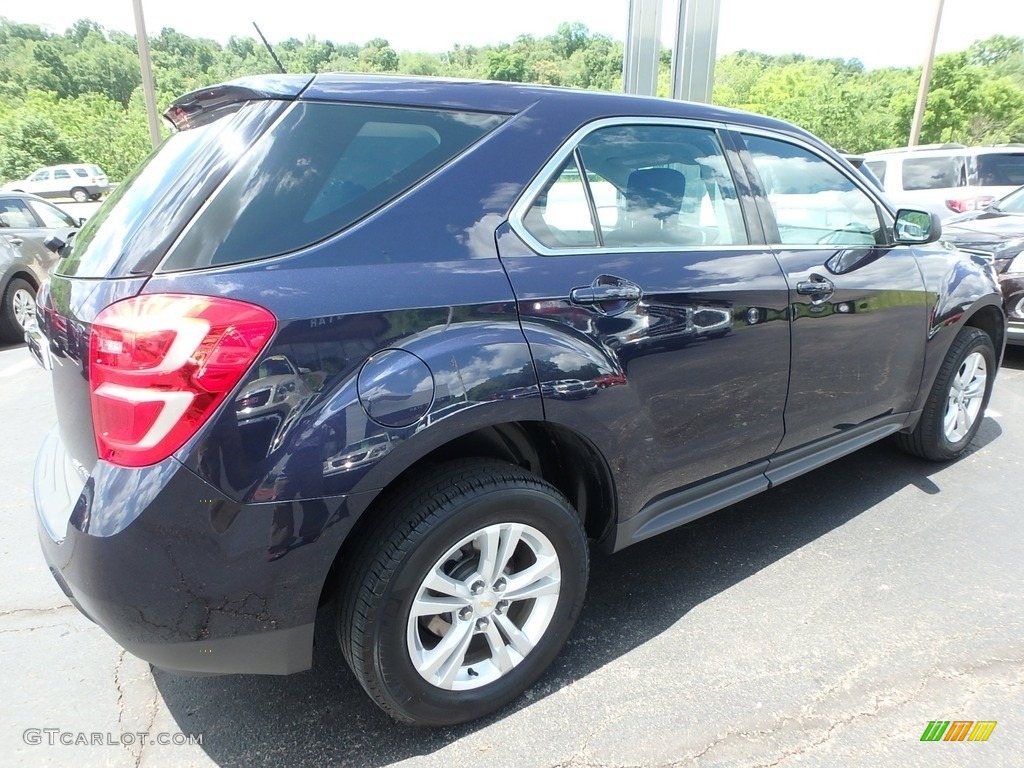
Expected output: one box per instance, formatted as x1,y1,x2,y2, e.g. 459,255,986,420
24,169,50,197
52,168,72,198
499,120,791,518
733,131,929,459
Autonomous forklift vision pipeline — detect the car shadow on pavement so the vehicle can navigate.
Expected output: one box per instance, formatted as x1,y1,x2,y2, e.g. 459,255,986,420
153,417,1002,767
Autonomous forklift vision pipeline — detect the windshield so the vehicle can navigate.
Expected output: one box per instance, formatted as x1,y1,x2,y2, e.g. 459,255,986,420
997,185,1024,213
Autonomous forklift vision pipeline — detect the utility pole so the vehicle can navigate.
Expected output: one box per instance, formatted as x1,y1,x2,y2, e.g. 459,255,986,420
132,0,162,149
908,0,945,147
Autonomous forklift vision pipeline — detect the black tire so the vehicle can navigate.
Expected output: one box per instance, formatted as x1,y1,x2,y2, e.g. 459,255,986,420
70,187,88,203
0,278,36,343
336,459,589,726
896,326,996,461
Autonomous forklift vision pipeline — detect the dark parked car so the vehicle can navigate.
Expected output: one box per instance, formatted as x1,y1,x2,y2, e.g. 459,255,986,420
942,184,1024,346
30,75,1005,726
0,192,79,341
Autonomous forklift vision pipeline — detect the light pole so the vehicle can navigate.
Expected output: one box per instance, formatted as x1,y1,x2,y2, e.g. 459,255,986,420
909,0,946,147
132,0,162,149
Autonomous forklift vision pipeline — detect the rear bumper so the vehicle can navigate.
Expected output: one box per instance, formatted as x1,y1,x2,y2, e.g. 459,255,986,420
34,427,365,675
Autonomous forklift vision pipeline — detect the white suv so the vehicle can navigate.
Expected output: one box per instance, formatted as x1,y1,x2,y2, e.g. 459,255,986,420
863,144,1024,220
1,163,109,202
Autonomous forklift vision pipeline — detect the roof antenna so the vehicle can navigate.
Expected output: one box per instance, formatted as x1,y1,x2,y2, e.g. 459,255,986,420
252,21,287,74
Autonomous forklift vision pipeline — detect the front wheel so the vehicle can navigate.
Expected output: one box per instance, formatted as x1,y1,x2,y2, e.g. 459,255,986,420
337,459,589,726
897,326,996,461
0,278,36,343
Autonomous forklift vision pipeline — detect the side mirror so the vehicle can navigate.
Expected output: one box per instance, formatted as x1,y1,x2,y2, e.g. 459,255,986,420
893,208,941,245
78,217,87,227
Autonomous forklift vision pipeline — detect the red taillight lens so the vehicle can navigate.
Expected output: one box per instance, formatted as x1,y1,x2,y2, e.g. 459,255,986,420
89,294,277,467
945,196,995,214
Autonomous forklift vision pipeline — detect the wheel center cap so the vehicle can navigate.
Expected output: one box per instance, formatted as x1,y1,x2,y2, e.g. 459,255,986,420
474,589,499,616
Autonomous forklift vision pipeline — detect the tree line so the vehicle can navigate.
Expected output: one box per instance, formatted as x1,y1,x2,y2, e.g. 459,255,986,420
0,17,1022,182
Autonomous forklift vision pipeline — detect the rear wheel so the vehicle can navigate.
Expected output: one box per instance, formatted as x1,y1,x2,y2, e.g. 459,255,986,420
0,278,36,343
70,187,88,203
897,326,995,461
337,459,589,725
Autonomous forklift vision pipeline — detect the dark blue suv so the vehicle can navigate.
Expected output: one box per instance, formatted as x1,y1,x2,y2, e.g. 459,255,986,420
29,74,1004,726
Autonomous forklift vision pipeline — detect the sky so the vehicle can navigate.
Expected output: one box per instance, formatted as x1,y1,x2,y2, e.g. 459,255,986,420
1,0,1022,70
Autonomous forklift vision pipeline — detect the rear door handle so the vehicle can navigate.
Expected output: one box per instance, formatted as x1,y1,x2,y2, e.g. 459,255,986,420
570,284,642,304
7,237,23,247
796,276,834,296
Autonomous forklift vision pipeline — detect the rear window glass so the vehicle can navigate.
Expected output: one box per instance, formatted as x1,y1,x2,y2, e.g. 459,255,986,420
161,102,506,271
57,100,286,278
975,153,1024,187
901,156,964,191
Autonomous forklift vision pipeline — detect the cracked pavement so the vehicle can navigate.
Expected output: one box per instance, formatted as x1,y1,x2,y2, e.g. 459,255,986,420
1,341,1022,767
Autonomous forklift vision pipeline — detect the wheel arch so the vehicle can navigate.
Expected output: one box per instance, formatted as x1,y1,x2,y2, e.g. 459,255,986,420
318,419,616,607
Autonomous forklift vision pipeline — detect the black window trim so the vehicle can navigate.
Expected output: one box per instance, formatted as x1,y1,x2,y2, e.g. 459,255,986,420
508,115,761,257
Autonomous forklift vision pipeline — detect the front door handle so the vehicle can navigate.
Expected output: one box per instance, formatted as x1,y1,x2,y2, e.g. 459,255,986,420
796,276,835,296
7,237,23,247
570,284,642,304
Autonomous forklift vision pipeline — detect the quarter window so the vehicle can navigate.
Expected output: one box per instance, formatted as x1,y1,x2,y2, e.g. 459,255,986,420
522,124,747,251
743,135,883,247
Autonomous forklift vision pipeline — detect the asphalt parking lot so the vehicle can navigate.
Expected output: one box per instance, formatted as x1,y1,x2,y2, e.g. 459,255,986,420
1,339,1021,768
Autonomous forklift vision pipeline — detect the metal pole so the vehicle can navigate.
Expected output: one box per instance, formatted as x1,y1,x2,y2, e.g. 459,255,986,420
670,0,722,103
623,0,663,96
908,0,945,147
132,0,162,149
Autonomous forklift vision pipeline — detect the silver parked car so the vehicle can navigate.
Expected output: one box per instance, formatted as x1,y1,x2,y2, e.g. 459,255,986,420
0,192,79,341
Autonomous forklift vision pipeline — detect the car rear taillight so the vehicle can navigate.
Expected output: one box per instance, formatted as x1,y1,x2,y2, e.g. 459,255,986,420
89,294,276,467
946,196,995,214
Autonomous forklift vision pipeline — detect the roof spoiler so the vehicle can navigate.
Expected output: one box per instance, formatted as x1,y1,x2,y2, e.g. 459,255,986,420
164,74,314,131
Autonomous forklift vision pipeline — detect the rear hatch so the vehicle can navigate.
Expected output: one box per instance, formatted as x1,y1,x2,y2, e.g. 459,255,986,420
35,76,312,473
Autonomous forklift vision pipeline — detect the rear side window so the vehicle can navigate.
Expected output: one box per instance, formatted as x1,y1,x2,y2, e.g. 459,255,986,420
161,102,506,271
73,168,89,177
902,156,965,191
974,153,1024,187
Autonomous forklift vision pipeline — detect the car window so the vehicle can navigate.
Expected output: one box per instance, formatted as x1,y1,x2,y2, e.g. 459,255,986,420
31,170,50,182
864,160,886,185
72,168,89,178
743,134,883,247
0,198,37,228
902,156,965,191
54,169,71,180
27,199,76,228
162,102,506,271
522,158,598,249
522,124,748,250
974,153,1024,187
89,165,104,176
